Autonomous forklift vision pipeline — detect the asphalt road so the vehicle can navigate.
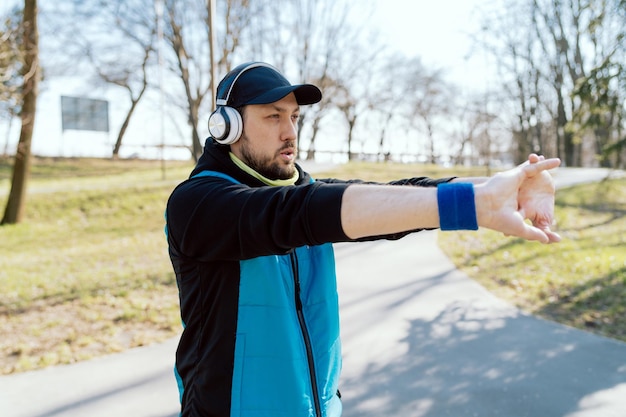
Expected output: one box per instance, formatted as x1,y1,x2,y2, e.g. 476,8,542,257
550,166,625,188
1,167,625,417
335,232,626,417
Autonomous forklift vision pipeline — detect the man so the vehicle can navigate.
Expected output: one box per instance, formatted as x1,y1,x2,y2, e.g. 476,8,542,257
165,62,560,417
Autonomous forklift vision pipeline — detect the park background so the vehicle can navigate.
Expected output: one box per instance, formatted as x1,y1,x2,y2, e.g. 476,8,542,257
0,0,625,375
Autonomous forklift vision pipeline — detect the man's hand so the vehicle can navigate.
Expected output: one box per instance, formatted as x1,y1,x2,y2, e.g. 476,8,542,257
475,155,561,243
518,154,561,243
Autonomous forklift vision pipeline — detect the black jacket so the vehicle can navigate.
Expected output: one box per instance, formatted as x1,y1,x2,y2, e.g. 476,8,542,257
165,139,453,416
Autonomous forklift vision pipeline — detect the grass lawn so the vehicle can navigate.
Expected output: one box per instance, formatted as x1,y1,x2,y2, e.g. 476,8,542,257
0,157,623,374
0,157,193,374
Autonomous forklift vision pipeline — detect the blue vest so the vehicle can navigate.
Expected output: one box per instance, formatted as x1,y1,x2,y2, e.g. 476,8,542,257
178,171,343,417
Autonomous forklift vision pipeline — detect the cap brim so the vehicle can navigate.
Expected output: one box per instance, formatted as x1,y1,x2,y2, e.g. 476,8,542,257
245,84,322,106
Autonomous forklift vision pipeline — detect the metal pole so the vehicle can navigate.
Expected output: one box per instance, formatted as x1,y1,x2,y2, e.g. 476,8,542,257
208,0,217,112
156,0,166,179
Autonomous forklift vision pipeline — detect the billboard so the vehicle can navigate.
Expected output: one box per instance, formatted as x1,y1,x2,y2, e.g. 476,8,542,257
61,96,110,132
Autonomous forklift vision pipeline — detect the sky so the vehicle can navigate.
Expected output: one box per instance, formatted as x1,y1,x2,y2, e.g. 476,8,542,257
1,0,499,159
372,0,496,90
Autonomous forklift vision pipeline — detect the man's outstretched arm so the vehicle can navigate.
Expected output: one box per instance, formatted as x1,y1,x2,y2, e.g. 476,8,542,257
340,156,561,244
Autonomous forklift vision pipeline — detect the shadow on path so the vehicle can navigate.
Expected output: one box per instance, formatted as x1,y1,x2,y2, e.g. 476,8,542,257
335,235,626,417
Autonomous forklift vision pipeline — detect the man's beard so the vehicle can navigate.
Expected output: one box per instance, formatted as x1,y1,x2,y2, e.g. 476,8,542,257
239,134,297,180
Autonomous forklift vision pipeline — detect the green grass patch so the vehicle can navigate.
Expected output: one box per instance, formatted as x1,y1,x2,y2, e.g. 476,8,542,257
0,156,194,373
438,178,626,342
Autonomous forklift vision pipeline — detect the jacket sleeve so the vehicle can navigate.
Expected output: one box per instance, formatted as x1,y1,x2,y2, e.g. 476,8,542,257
316,175,457,241
166,176,352,262
317,176,456,187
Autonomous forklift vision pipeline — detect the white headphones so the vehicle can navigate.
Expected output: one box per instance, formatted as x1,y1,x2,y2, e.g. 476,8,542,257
208,62,276,145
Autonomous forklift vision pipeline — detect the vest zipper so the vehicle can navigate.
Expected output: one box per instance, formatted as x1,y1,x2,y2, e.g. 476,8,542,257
290,250,322,417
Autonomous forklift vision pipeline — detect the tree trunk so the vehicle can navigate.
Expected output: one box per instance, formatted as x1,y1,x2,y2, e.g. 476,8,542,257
427,123,436,165
305,116,321,161
111,87,146,158
2,0,39,225
347,118,356,161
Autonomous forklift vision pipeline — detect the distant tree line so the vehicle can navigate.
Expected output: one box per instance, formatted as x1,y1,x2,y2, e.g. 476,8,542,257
3,0,624,166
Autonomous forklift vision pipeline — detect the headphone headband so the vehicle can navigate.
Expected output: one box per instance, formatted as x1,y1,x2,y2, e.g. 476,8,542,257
216,62,279,107
209,61,285,145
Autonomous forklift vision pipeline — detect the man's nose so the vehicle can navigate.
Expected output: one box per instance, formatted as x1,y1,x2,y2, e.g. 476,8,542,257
281,118,298,141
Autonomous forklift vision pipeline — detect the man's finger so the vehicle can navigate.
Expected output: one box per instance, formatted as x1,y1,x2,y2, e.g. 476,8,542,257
519,224,551,244
527,154,547,163
544,229,562,243
522,158,561,177
528,153,540,163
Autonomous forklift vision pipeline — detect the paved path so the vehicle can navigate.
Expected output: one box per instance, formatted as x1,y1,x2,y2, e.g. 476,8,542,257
335,232,626,417
0,337,180,417
550,166,626,188
1,168,625,417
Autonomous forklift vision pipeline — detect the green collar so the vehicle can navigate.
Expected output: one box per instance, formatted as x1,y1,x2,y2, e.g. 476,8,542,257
229,152,299,186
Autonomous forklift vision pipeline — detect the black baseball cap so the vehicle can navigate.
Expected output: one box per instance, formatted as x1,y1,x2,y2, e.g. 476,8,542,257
217,62,322,108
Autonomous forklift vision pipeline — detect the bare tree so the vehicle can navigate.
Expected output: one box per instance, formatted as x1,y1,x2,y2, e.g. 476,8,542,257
259,0,355,160
452,98,490,166
334,84,360,161
2,0,40,225
44,1,158,159
530,0,588,166
370,55,411,162
249,0,381,161
568,0,626,168
93,2,156,159
47,0,256,162
161,0,253,161
331,28,383,161
413,72,452,165
395,57,453,165
479,0,624,167
476,3,553,164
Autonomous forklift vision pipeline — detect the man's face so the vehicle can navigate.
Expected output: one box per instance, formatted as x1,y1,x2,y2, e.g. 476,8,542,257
231,93,300,180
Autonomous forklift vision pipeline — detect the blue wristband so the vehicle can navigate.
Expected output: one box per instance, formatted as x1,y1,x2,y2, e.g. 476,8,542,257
437,183,478,231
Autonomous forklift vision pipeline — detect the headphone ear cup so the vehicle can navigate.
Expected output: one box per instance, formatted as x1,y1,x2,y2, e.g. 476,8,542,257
208,106,243,145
